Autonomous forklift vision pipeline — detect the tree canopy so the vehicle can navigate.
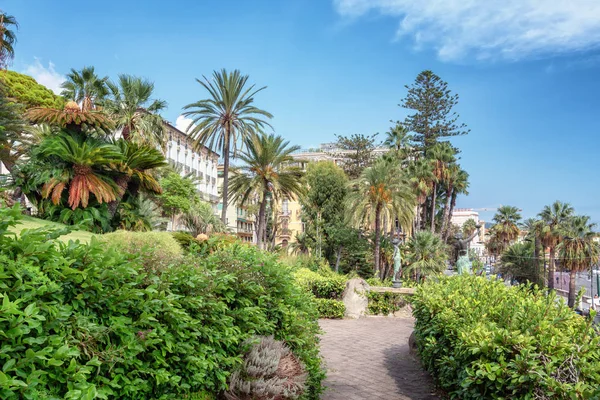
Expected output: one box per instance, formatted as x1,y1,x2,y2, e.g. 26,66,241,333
0,70,64,109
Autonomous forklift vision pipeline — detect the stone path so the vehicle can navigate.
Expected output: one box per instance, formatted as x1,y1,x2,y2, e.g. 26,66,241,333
319,317,440,400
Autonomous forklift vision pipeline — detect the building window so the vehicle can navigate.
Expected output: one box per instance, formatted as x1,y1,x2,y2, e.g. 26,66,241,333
282,199,289,214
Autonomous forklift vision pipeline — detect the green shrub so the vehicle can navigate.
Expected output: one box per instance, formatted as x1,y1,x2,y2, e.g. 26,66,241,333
280,254,328,272
366,292,408,315
413,275,600,399
0,205,324,399
100,230,182,272
314,299,345,319
171,231,201,249
293,268,347,300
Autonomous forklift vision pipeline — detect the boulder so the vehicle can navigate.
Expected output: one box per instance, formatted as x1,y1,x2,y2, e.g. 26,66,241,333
342,278,370,319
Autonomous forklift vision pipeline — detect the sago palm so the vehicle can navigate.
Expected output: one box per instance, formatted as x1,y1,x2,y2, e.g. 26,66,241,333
182,69,273,224
228,133,303,249
111,139,166,196
346,157,416,277
103,75,167,149
60,66,108,111
37,133,122,209
539,201,574,290
0,11,17,69
559,215,599,308
404,230,448,279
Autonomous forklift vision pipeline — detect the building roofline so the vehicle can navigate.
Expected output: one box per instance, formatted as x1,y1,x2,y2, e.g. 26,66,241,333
163,120,220,158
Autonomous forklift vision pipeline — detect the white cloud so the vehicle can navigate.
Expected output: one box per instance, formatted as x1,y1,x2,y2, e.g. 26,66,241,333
333,0,600,61
175,115,195,133
23,58,65,94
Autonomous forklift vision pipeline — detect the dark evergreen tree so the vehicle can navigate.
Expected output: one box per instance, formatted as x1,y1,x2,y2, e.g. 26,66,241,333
400,70,469,155
332,133,378,179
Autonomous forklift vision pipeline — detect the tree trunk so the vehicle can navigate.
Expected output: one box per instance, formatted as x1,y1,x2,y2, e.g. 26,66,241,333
548,247,556,290
430,182,437,232
568,269,577,308
257,191,267,250
374,203,382,278
415,203,421,232
440,186,452,240
220,133,230,224
534,237,543,287
444,191,458,240
335,245,343,273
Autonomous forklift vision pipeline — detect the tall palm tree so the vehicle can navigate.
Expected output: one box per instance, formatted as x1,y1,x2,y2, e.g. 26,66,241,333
384,123,413,162
228,134,304,249
182,69,273,224
346,157,416,278
0,11,18,69
539,201,574,291
60,66,108,111
559,215,599,308
443,168,469,240
427,142,456,232
439,163,459,238
406,158,434,232
500,242,537,284
37,133,122,209
103,75,167,149
404,230,448,279
521,217,545,287
491,205,522,250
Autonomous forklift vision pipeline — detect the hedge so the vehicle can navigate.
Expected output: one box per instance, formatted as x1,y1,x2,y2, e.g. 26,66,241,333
0,205,324,399
412,275,600,399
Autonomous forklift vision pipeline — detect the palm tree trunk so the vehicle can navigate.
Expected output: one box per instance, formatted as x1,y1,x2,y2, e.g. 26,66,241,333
440,187,452,240
548,247,556,290
430,182,437,232
220,131,231,224
374,203,382,278
257,192,267,249
568,269,577,308
415,203,421,232
534,237,543,287
444,191,458,240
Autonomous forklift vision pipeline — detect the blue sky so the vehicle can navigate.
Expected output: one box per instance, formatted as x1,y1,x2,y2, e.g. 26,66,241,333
5,0,600,223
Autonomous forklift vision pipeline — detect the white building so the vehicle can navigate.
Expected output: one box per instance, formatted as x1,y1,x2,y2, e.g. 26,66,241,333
451,208,486,256
290,142,389,170
163,121,220,204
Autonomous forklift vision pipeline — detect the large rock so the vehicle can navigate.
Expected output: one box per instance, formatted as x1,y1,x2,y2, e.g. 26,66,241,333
342,278,370,319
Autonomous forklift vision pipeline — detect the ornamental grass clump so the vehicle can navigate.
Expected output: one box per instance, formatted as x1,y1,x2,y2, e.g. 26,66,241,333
225,336,307,400
412,275,600,399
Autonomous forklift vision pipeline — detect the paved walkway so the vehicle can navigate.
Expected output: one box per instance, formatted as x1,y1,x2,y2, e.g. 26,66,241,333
319,317,439,400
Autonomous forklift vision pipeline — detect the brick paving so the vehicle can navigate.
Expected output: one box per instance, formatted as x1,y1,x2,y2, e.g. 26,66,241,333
319,317,439,400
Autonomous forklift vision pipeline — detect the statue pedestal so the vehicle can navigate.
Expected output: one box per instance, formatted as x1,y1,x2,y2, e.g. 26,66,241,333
392,280,402,288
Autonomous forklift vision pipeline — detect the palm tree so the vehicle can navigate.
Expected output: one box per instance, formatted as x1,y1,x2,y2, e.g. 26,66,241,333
443,168,469,240
228,134,304,249
521,217,545,287
60,66,108,111
462,218,478,237
559,215,599,308
0,11,18,69
491,205,521,250
26,101,114,135
37,133,122,209
111,139,166,197
346,157,416,278
182,69,273,224
384,123,413,161
289,232,312,255
427,142,456,232
539,201,574,291
406,158,434,231
440,163,460,238
103,75,167,149
181,201,226,236
404,230,448,279
500,242,537,284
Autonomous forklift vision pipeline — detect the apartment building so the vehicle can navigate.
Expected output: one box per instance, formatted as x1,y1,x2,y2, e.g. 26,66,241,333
450,208,486,255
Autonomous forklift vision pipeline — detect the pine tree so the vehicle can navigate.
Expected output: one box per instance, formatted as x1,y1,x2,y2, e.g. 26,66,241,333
400,70,469,155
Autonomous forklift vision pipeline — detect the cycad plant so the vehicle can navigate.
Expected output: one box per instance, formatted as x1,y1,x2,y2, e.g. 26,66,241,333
183,69,273,224
346,157,416,278
559,215,599,308
228,133,304,249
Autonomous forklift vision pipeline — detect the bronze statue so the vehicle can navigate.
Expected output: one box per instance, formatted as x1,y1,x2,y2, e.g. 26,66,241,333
455,224,482,274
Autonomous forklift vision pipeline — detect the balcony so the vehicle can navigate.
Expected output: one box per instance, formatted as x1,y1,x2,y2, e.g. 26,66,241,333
279,228,292,237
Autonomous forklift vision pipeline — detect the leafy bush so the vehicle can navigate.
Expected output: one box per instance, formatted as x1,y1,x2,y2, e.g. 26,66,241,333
280,254,328,272
171,231,201,250
100,230,182,272
0,205,324,399
412,275,600,399
293,268,347,300
314,299,345,319
366,292,408,315
225,336,307,400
